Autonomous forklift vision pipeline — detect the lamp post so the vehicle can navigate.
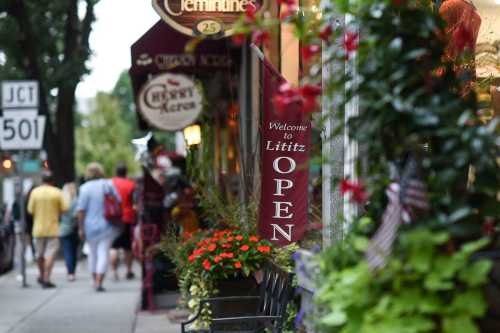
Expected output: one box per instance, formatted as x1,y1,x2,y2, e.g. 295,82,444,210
183,124,201,147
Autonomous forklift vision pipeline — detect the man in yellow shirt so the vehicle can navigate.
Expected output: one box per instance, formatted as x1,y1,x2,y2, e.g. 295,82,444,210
28,171,68,288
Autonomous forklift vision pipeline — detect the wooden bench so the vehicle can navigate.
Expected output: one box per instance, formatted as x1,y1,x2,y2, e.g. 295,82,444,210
182,261,294,333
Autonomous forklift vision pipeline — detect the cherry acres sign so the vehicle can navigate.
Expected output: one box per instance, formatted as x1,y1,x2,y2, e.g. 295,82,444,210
138,73,202,131
152,0,265,38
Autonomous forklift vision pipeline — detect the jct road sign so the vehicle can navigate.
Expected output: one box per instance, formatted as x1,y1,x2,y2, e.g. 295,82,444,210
0,110,46,150
1,81,39,109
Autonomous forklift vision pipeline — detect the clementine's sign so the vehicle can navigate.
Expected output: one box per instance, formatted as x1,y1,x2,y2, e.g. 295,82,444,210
152,0,264,37
138,73,202,131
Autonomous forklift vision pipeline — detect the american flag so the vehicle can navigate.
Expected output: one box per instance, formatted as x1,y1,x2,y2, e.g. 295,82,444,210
366,156,429,270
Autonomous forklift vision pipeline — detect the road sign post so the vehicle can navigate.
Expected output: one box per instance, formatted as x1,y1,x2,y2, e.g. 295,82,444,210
1,80,44,288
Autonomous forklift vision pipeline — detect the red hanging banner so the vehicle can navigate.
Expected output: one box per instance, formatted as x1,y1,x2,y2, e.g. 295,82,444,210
258,57,311,246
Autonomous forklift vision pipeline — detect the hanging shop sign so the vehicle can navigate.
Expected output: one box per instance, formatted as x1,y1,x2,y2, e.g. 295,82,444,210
130,21,237,77
138,73,203,131
129,21,240,131
258,59,311,246
152,0,265,37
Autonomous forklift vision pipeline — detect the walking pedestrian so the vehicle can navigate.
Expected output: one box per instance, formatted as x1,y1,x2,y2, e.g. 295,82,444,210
110,163,137,281
77,162,121,292
27,171,69,289
24,186,37,262
60,182,79,281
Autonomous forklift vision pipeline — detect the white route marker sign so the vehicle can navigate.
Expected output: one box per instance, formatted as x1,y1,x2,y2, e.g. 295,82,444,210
1,81,45,150
0,110,46,150
2,81,39,108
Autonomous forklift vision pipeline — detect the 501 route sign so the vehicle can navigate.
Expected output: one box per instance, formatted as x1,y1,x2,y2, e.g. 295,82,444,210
0,81,46,151
0,110,46,150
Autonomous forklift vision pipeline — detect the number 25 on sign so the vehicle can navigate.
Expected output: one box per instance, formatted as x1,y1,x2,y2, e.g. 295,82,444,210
0,110,46,150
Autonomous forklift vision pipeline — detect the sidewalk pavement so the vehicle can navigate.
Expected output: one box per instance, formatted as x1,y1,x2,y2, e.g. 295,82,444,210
0,259,181,333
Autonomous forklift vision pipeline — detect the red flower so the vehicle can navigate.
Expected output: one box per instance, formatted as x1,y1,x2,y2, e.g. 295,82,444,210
234,261,242,269
240,245,250,252
227,236,234,242
214,256,223,263
221,252,234,259
193,248,204,256
452,23,474,55
202,259,211,271
222,243,232,248
343,32,358,58
340,179,368,204
235,235,244,241
280,6,298,20
482,219,496,236
207,243,217,252
278,0,296,5
300,84,322,99
319,25,333,43
252,30,270,46
257,245,271,253
273,83,300,112
245,3,259,23
278,0,298,20
188,254,197,262
249,236,259,242
232,33,246,46
301,44,321,63
273,82,321,113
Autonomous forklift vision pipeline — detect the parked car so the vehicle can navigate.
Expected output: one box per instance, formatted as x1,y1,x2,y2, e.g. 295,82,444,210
0,214,15,274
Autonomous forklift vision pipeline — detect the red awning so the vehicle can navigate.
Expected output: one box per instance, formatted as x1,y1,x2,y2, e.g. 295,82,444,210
129,20,239,129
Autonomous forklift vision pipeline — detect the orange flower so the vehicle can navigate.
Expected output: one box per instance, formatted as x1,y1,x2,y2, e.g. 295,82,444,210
203,259,211,271
234,261,242,269
214,256,222,263
257,245,271,253
193,248,204,256
207,243,217,252
249,236,259,242
240,245,250,252
235,235,244,241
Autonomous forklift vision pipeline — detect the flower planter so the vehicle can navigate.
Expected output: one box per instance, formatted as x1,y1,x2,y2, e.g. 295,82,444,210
212,275,259,317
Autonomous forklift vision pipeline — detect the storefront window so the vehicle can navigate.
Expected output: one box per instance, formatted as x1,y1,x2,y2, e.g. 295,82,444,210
475,0,500,120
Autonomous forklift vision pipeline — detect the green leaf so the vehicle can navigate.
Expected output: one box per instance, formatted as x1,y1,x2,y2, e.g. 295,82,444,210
458,260,492,287
448,207,472,223
460,238,490,256
424,269,454,291
320,310,347,326
418,294,444,314
442,316,479,333
448,290,487,317
353,236,370,251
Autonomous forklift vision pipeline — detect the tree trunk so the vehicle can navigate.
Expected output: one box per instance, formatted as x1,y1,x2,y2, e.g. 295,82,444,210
51,84,77,186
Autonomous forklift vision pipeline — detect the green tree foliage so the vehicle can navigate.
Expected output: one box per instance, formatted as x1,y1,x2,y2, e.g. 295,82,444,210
76,93,138,177
111,70,177,150
111,70,138,136
0,0,99,184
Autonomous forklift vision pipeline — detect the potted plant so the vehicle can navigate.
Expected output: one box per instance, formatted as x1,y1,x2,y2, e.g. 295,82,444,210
163,228,275,329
